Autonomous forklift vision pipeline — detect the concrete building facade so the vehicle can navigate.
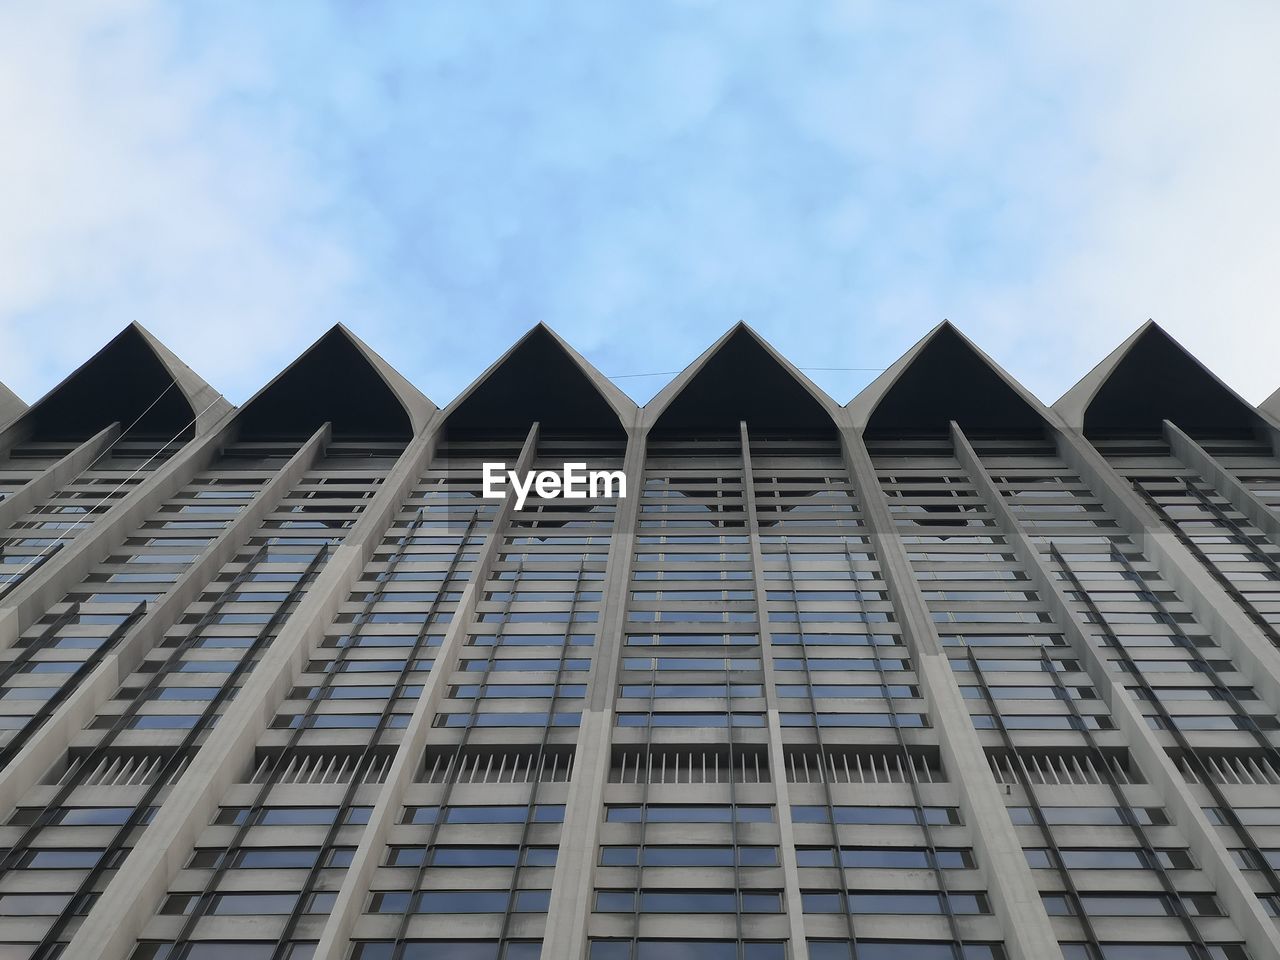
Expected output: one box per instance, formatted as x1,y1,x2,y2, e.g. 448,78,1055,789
0,320,1279,960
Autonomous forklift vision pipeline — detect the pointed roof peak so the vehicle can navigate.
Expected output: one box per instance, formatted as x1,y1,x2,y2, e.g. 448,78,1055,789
519,321,564,344
1131,318,1177,342
119,323,231,433
313,322,372,351
442,322,635,435
236,325,432,440
505,321,563,346
530,322,636,418
8,323,230,443
644,323,840,433
849,321,1049,434
1054,321,1259,436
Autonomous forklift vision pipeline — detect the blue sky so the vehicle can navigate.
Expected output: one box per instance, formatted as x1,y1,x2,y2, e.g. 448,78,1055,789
2,2,1278,409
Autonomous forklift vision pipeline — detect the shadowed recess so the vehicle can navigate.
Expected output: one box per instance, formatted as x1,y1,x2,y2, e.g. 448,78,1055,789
236,328,413,440
23,326,197,441
652,327,834,434
446,327,624,435
865,325,1044,435
1083,325,1260,436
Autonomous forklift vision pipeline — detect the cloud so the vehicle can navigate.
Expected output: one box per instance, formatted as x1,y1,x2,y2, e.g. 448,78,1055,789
0,1,1277,411
0,2,369,400
986,2,1280,403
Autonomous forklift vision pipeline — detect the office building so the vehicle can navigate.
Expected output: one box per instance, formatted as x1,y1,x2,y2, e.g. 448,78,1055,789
0,319,1278,960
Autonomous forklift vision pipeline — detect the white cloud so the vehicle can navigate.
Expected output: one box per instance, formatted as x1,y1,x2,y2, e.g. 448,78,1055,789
0,1,1277,412
952,2,1280,404
0,2,362,402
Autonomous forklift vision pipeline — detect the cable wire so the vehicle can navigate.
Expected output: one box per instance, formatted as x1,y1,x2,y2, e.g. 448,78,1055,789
2,389,221,588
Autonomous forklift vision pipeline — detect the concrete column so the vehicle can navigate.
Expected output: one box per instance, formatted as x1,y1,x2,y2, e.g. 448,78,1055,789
0,424,331,814
62,415,444,960
309,424,541,960
0,412,236,648
1054,427,1280,725
1162,419,1280,545
838,422,1061,960
738,421,813,960
541,417,645,960
949,421,1280,960
0,423,120,531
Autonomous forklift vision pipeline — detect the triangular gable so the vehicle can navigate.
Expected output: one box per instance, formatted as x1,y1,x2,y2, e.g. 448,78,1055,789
235,325,432,440
644,323,839,434
14,323,230,442
850,322,1047,434
444,324,634,435
1054,321,1260,436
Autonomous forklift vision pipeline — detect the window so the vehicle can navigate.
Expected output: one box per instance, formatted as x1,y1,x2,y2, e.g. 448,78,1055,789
595,890,782,914
589,943,785,960
19,849,106,869
1035,848,1195,870
187,848,321,870
791,805,959,825
149,946,278,960
0,893,76,915
18,806,149,827
209,893,299,915
601,846,777,867
1074,946,1248,960
430,847,521,867
402,805,565,825
351,943,543,960
1044,894,1221,918
1209,807,1280,826
842,892,988,914
214,805,371,827
808,942,1006,960
796,848,973,869
605,805,772,823
1008,806,1167,826
415,891,512,914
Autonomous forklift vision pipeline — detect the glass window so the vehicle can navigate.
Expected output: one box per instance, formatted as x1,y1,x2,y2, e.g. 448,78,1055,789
0,893,75,915
414,890,509,911
184,946,278,960
431,847,520,867
210,893,298,915
1081,895,1171,917
234,848,319,869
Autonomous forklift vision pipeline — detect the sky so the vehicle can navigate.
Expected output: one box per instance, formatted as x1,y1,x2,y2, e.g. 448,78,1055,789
1,1,1278,411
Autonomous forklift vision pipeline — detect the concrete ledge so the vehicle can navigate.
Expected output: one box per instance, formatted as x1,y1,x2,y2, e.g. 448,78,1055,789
841,422,1062,960
62,421,441,960
1163,419,1280,546
1056,426,1280,730
0,425,329,813
542,423,645,960
311,425,540,960
0,423,120,532
0,408,237,648
951,421,1280,960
